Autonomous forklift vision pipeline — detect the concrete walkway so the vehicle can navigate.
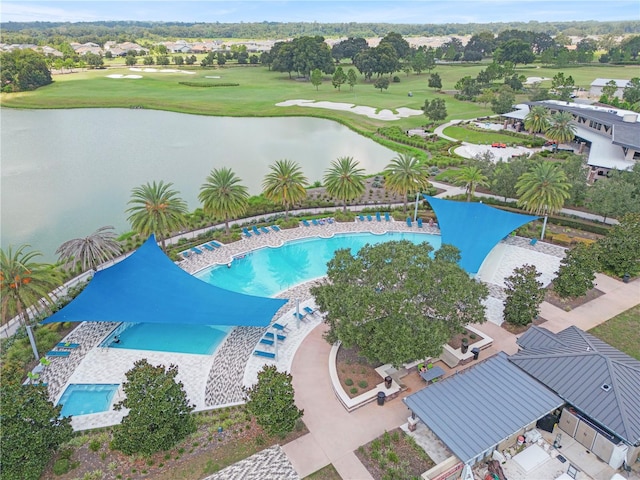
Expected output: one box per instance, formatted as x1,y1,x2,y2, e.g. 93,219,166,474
282,276,640,478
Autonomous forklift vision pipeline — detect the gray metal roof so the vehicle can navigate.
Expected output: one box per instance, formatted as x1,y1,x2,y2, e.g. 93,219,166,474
511,326,640,446
403,352,563,464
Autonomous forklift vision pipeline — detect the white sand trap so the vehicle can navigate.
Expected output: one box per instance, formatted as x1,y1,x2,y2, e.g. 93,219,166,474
129,67,195,75
106,74,142,79
276,99,423,121
205,75,221,79
454,144,536,162
525,76,551,84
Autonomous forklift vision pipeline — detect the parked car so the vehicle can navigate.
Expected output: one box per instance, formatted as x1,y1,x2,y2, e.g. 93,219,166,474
491,142,507,148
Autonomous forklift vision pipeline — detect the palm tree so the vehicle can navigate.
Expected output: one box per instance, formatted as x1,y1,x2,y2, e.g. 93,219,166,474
55,226,123,272
262,159,308,218
524,105,550,134
383,153,430,214
323,157,366,212
1,245,62,328
545,111,577,145
516,162,570,239
199,167,249,234
126,181,188,250
453,166,489,202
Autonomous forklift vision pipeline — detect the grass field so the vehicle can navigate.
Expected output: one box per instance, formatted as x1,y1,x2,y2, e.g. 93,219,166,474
2,62,637,137
442,125,535,145
589,304,640,360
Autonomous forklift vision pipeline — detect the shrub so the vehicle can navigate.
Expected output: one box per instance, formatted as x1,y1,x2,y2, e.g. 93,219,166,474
53,458,71,475
89,439,101,452
350,387,358,394
344,378,354,386
358,380,368,388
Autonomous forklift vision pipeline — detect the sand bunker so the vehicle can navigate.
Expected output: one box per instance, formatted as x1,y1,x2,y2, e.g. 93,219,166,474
276,99,423,121
205,75,221,79
525,76,551,85
129,68,196,75
106,74,143,79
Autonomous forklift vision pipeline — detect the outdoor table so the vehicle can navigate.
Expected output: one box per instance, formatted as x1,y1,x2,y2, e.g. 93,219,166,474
420,365,445,383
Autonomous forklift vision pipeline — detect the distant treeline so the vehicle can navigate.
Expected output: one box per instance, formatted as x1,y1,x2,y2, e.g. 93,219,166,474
1,20,640,44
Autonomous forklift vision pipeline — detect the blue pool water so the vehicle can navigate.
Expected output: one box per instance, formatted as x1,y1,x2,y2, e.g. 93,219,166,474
102,323,232,355
57,384,119,417
197,232,440,296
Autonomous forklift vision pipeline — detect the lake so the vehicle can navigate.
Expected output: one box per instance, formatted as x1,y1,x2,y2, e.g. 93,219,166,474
1,108,395,261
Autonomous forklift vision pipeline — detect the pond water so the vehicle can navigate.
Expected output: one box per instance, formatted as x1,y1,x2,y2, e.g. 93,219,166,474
1,108,395,261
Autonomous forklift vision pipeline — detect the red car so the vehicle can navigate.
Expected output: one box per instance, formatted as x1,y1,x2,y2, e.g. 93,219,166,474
491,142,507,148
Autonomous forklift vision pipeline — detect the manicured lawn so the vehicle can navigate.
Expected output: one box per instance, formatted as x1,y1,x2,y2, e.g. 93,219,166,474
442,125,535,145
589,305,640,360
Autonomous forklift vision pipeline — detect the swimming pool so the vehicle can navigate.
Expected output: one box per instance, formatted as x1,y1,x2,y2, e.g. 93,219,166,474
197,232,440,296
102,323,232,355
57,384,119,417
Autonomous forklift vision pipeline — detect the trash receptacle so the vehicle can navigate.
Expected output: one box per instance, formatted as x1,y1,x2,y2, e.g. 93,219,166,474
623,273,630,283
385,376,392,389
471,347,480,360
377,391,386,406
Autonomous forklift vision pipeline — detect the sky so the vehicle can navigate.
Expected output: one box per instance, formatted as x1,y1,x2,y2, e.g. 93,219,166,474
1,0,639,25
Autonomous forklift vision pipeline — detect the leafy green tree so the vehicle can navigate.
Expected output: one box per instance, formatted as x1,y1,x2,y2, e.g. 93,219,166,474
623,77,640,105
55,226,122,272
551,72,576,101
524,105,551,134
424,47,436,73
0,382,73,480
601,80,619,98
424,98,447,122
516,162,570,239
411,48,428,74
289,36,335,77
490,87,516,114
494,39,535,66
1,245,62,327
331,66,347,90
545,111,577,144
503,264,545,326
379,32,411,59
428,72,442,90
559,154,589,206
125,54,137,66
112,359,196,455
347,68,358,90
323,157,366,211
0,49,52,93
244,365,303,437
491,157,531,201
454,166,489,201
311,242,488,366
373,76,390,92
199,167,249,234
553,244,599,298
596,213,640,277
384,153,430,213
588,170,640,221
331,37,368,63
84,52,104,68
454,76,481,101
262,159,308,218
126,181,188,251
476,90,495,107
310,68,322,90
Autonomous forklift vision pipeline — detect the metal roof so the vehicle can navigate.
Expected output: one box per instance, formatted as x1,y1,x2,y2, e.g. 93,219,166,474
403,352,563,464
511,326,640,446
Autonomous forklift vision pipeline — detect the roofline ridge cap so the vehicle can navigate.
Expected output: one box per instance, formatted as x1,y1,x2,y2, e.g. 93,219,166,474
605,357,635,442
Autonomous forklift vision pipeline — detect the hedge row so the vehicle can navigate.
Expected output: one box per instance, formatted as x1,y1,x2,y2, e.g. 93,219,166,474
178,82,240,87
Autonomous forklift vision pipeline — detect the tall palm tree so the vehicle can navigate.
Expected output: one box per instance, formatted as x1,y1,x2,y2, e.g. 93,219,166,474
383,153,430,214
55,226,122,272
199,167,249,234
516,162,570,239
126,181,188,251
262,159,308,218
453,166,489,202
323,157,366,212
524,105,550,134
545,111,577,145
1,245,62,328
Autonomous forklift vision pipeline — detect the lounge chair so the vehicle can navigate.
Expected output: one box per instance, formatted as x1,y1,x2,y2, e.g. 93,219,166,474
406,217,413,227
254,350,276,359
203,243,214,251
191,247,203,255
367,215,373,221
242,227,252,237
417,218,423,228
376,212,381,222
384,212,391,221
293,312,306,321
260,226,270,234
530,238,538,246
182,251,190,259
209,241,221,248
46,350,70,357
312,219,319,226
327,218,334,224
252,226,261,235
264,332,287,341
302,219,311,227
272,322,289,331
271,225,281,232
259,338,274,346
303,306,316,315
57,342,79,349
358,215,364,222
